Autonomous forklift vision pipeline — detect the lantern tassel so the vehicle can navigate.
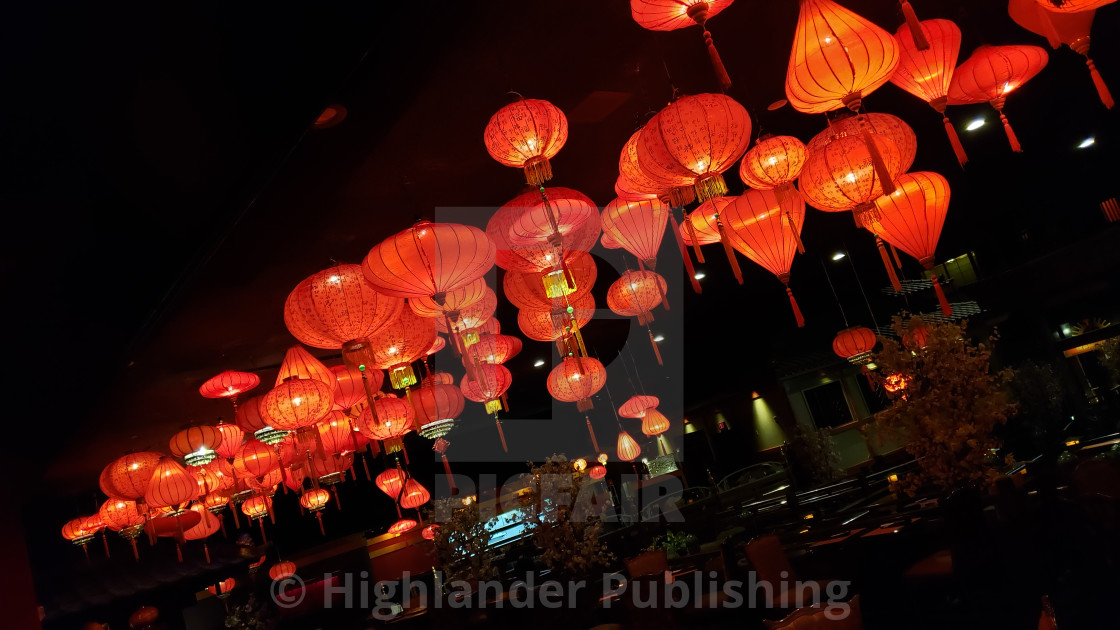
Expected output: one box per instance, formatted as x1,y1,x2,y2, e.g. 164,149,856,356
890,242,902,269
930,274,953,317
785,286,806,328
501,392,509,413
82,543,90,564
586,416,601,453
495,417,508,452
175,543,183,563
942,115,969,168
684,215,706,263
259,518,267,543
231,505,241,529
1085,57,1115,110
334,486,343,510
876,237,903,292
362,455,371,481
860,125,897,195
998,111,1022,153
316,512,325,536
441,454,456,494
900,2,929,51
669,214,702,294
701,28,732,91
130,538,139,562
649,329,664,366
204,542,211,565
219,514,226,538
785,207,806,254
655,275,670,311
102,531,111,559
715,219,743,284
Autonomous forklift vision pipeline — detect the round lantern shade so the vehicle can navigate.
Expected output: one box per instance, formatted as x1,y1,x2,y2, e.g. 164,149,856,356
235,395,270,433
388,519,417,536
589,465,607,480
799,132,905,212
128,607,160,629
483,98,568,186
310,451,353,479
619,130,673,201
399,479,431,509
739,135,808,190
317,412,357,455
261,379,334,431
619,395,660,418
330,363,382,411
806,113,917,175
948,44,1048,152
183,505,220,541
785,0,900,114
606,270,667,324
99,499,144,531
275,345,336,389
300,489,331,511
863,172,951,266
889,19,962,106
61,517,97,543
356,397,415,441
517,293,595,342
169,426,223,465
434,287,497,333
241,496,271,519
460,364,513,404
194,466,223,496
833,327,877,363
422,524,438,540
362,307,438,371
546,357,608,406
284,263,404,350
100,452,164,501
617,431,642,462
409,277,488,320
503,250,597,310
683,197,734,245
488,188,601,272
199,370,260,400
376,468,406,499
637,93,752,202
201,492,229,512
203,458,235,491
615,173,660,203
423,371,456,387
145,457,200,509
362,221,495,301
413,382,465,438
601,197,670,268
270,562,297,581
463,334,522,366
233,439,281,481
641,409,671,437
722,188,805,281
631,0,734,31
506,188,598,247
213,423,244,461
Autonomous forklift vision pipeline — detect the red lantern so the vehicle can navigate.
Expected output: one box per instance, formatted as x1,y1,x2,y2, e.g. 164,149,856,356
861,171,953,316
199,370,260,401
409,277,488,321
330,363,382,411
169,426,223,466
317,411,357,456
617,431,642,462
488,188,600,273
588,465,607,480
806,113,917,175
620,130,678,203
463,334,522,367
461,364,514,451
637,93,752,203
1010,0,1112,109
145,457,199,510
240,495,272,520
99,499,144,532
283,263,404,350
517,293,595,342
233,439,281,483
722,188,807,327
600,198,670,269
641,409,671,437
376,468,406,500
300,489,331,512
683,197,732,248
547,357,608,412
413,381,465,439
799,130,905,218
201,492,229,513
183,505,220,562
269,561,297,581
100,452,163,502
631,0,736,89
261,379,334,431
422,524,438,540
889,19,968,165
213,422,244,461
360,307,438,390
388,519,418,536
434,287,497,334
505,188,599,248
483,98,568,186
207,578,236,598
362,221,496,301
619,395,660,418
739,135,808,190
275,345,336,389
399,479,431,509
832,326,877,364
606,270,667,327
615,173,659,203
61,517,98,546
503,251,597,309
948,45,1049,152
356,397,415,453
235,395,270,433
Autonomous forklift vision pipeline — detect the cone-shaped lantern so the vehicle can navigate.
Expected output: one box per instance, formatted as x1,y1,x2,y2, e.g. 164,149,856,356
889,19,968,165
1009,0,1112,109
601,197,670,270
631,0,737,90
948,45,1049,152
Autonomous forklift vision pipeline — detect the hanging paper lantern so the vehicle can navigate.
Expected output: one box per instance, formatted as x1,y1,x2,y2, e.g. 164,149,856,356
317,411,357,456
399,479,431,509
413,380,465,439
806,113,917,174
459,318,501,347
948,45,1049,152
183,505,220,542
832,326,877,364
722,188,808,327
233,439,281,484
619,395,661,418
202,459,236,491
615,173,659,203
201,492,229,513
1009,0,1112,109
739,135,808,190
861,171,954,316
145,457,200,510
641,409,671,437
388,519,418,536
61,517,98,549
1034,0,1115,12
299,489,331,512
682,197,733,248
409,277,488,321
617,431,642,462
261,379,334,431
241,496,271,520
631,0,736,89
359,308,438,390
588,465,607,480
483,98,568,186
606,270,667,326
637,93,752,202
503,250,597,309
274,346,336,389
99,499,145,532
463,334,522,367
213,422,244,461
169,426,224,466
505,188,599,249
601,197,670,269
376,468,406,500
434,287,497,334
785,0,900,114
270,562,297,581
356,397,415,452
283,263,404,350
194,466,223,496
235,395,269,432
100,452,164,502
488,188,601,273
461,364,514,450
889,19,968,165
362,221,495,304
199,370,260,401
422,524,439,540
517,293,595,342
799,131,905,213
330,363,382,411
547,356,608,412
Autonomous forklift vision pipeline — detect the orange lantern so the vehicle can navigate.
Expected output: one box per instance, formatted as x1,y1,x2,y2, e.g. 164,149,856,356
615,173,659,203
738,135,808,196
399,479,431,510
183,505,221,563
460,318,501,348
861,171,953,316
169,426,223,466
362,221,496,302
61,516,98,550
503,250,597,309
99,499,146,560
517,293,595,343
241,495,272,520
620,131,678,204
588,465,607,480
409,277,488,322
213,422,244,461
641,408,671,437
637,93,752,203
631,0,736,89
412,380,465,439
207,578,236,598
505,188,599,249
948,45,1049,152
235,394,269,432
201,492,229,513
422,524,438,540
376,468,406,500
832,326,877,364
330,363,382,412
461,364,514,450
360,307,438,390
317,411,357,456
462,334,522,368
800,125,906,215
275,345,336,389
300,489,331,512
617,431,642,462
261,379,333,431
483,98,568,186
233,439,281,484
270,561,297,581
434,287,497,335
806,113,917,174
600,197,670,270
388,519,417,536
722,189,807,327
199,370,260,403
145,457,199,510
683,197,732,252
606,270,668,327
356,397,415,453
100,452,164,502
619,395,660,418
283,263,404,351
1009,0,1112,109
488,188,600,273
889,19,968,166
547,356,608,412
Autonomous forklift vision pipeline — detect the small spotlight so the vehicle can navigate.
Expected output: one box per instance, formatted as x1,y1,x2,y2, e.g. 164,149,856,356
966,118,985,131
694,272,706,280
831,252,846,261
653,335,665,342
1078,137,1095,149
533,359,546,367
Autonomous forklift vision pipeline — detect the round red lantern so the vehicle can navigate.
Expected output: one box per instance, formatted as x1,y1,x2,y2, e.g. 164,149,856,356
233,439,281,484
547,357,608,412
169,426,223,467
948,45,1049,152
388,519,417,536
376,468,406,500
213,422,244,461
299,489,331,512
503,250,597,309
261,379,334,431
199,370,260,401
240,495,272,520
739,135,808,190
606,270,667,326
832,327,877,364
399,479,431,510
207,578,235,598
641,409,671,437
145,457,199,510
362,221,496,301
517,293,595,342
317,411,357,456
799,131,905,213
356,397,415,453
483,98,568,186
412,381,464,441
422,524,438,540
434,287,497,334
330,363,383,411
488,188,601,273
588,465,607,480
283,263,404,350
409,277,488,321
619,395,660,418
462,334,522,367
359,307,438,390
270,561,297,581
100,452,164,502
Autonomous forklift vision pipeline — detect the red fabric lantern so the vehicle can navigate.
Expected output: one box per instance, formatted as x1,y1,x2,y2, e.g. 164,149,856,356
889,19,968,165
275,345,336,389
488,188,600,273
799,131,905,213
1010,0,1112,109
606,270,667,326
207,578,235,597
201,492,229,513
785,0,899,114
202,458,235,491
504,251,597,310
619,395,660,418
517,293,595,342
422,524,438,540
601,197,670,269
261,379,334,431
505,188,599,249
169,426,223,466
199,370,260,401
547,357,608,412
388,519,417,536
641,408,671,437
99,499,144,532
399,479,431,509
376,468,406,500
61,517,98,545
588,465,607,480
356,397,415,452
360,307,438,390
637,93,752,203
241,496,271,520
317,411,357,456
631,0,736,89
100,452,163,502
145,457,199,510
615,173,659,203
300,489,331,512
409,277,488,321
739,135,808,190
617,431,642,462
683,197,732,248
461,364,514,450
722,188,808,327
270,562,297,581
413,381,465,439
233,439,281,483
948,45,1049,152
832,326,877,364
214,422,244,461
861,171,954,316
483,98,568,186
330,363,382,411
283,263,404,350
807,113,917,174
235,395,270,433
463,334,522,366
362,221,496,301
183,505,220,542
434,287,497,334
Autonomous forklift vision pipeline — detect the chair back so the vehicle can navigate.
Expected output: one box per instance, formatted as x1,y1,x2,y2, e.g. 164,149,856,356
625,548,668,578
745,535,797,586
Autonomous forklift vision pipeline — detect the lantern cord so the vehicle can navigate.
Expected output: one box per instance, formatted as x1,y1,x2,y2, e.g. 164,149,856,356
1083,55,1115,109
602,381,625,430
929,274,953,317
785,285,806,328
693,16,732,92
899,2,930,51
941,115,969,168
648,328,664,366
715,217,744,284
844,242,881,332
586,416,601,453
876,237,903,292
820,257,848,327
998,111,1022,152
494,417,509,453
668,213,702,294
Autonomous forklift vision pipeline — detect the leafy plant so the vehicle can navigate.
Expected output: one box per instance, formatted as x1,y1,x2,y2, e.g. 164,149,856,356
789,424,844,484
429,498,498,586
869,315,1017,495
224,595,278,630
1098,337,1120,384
645,530,697,557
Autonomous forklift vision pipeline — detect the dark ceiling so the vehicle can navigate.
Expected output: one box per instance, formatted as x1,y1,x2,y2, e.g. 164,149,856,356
7,0,1120,610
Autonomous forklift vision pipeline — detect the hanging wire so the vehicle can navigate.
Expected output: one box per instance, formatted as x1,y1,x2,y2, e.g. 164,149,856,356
843,241,880,332
820,255,849,327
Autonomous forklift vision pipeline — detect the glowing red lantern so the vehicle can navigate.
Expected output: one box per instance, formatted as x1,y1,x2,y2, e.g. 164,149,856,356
488,188,600,273
199,370,260,402
422,524,438,540
832,327,877,364
213,422,244,461
207,578,235,598
317,411,357,456
235,395,270,432
617,431,641,462
799,130,905,226
270,561,297,581
619,395,660,418
275,345,335,389
483,98,568,186
360,307,438,390
376,468,406,500
600,197,670,269
461,364,514,450
330,363,381,411
409,277,488,321
517,293,595,343
547,357,608,412
169,426,223,467
683,197,732,249
261,379,334,431
631,0,736,89
283,263,404,351
434,287,497,334
505,188,599,249
300,489,331,512
240,495,271,520
399,479,431,509
948,45,1049,152
806,113,917,174
356,397,415,453
145,457,199,510
463,334,522,367
739,135,808,190
413,380,464,439
1010,0,1112,109
183,505,221,562
606,270,668,327
503,251,597,309
589,465,607,480
388,519,417,536
233,439,281,484
641,408,671,437
362,221,496,301
99,499,144,532
100,452,163,502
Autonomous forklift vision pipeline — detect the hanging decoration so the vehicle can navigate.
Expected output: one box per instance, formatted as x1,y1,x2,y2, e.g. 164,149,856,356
1009,0,1113,109
460,364,514,451
948,45,1049,152
619,395,660,418
504,251,597,309
99,499,146,561
738,135,809,252
483,97,569,186
617,430,642,462
299,489,332,535
600,197,670,271
198,370,261,406
359,307,439,391
631,0,737,90
169,427,223,467
547,356,608,413
356,396,415,455
412,374,466,439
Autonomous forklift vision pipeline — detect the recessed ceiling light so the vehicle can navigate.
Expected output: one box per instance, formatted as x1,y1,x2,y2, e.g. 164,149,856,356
832,252,846,261
533,359,546,367
694,272,706,280
1078,137,1095,148
966,118,985,131
653,335,665,342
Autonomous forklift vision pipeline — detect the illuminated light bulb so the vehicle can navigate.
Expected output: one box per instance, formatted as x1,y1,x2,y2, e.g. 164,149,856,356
966,118,985,131
1078,137,1095,149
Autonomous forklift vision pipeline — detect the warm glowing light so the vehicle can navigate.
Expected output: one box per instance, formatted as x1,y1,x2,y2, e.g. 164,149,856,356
966,118,985,131
831,252,846,261
887,474,899,484
533,359,546,367
1078,137,1095,149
